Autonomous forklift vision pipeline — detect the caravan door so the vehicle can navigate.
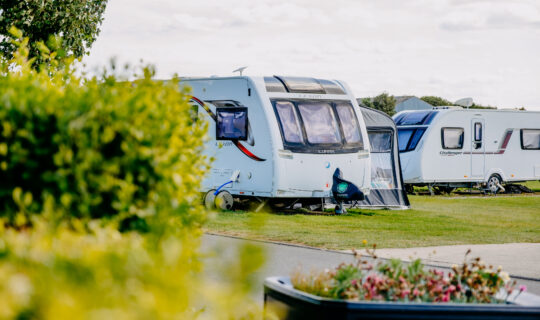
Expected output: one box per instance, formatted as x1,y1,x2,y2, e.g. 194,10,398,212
470,119,485,178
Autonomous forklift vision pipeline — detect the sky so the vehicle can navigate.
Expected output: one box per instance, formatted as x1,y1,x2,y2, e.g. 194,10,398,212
84,0,540,110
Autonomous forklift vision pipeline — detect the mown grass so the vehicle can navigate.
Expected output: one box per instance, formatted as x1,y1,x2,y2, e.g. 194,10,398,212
204,195,540,250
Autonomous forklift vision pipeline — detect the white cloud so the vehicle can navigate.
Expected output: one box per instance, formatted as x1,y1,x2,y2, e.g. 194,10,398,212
84,0,540,110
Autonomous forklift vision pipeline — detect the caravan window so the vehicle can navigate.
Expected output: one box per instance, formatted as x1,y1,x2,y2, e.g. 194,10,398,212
336,103,362,144
275,101,303,143
397,128,426,152
521,129,540,150
394,111,438,126
474,123,482,141
369,131,392,152
216,107,248,140
442,127,464,149
298,102,341,144
368,130,395,189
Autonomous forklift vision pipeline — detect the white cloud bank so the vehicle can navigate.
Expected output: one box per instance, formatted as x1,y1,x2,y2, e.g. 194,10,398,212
84,0,540,110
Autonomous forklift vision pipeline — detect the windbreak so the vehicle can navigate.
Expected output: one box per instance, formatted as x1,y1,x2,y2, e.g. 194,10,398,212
298,102,341,144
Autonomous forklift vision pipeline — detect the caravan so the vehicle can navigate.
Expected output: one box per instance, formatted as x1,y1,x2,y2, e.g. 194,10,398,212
182,76,371,210
393,108,540,193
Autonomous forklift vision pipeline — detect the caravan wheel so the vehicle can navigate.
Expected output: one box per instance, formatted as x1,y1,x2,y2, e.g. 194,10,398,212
487,175,502,194
215,191,234,211
204,190,216,209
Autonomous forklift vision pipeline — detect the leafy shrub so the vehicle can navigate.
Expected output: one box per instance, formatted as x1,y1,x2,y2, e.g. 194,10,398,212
0,217,265,319
0,28,209,228
0,30,265,319
291,246,521,304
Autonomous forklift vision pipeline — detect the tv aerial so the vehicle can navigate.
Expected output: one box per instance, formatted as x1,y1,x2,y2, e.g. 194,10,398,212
233,66,247,76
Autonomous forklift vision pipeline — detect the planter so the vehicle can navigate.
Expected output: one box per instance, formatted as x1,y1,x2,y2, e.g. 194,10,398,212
264,277,540,320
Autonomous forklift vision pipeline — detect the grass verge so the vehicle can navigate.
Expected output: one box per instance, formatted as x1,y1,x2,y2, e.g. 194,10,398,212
204,195,540,250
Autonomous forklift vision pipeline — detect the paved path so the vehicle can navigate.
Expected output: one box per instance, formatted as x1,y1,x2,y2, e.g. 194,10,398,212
374,243,540,280
201,234,540,300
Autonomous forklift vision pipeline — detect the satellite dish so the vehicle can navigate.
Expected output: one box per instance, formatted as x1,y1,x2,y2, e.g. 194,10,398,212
233,66,247,76
455,97,473,108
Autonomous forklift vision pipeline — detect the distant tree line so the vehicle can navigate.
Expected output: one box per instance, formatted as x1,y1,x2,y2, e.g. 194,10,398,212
360,93,501,116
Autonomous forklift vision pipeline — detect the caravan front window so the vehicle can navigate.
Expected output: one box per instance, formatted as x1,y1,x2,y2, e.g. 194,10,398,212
336,103,362,144
272,99,365,153
298,102,341,144
275,101,303,143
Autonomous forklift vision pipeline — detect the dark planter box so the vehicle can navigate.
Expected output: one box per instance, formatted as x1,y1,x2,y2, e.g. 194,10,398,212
264,277,540,320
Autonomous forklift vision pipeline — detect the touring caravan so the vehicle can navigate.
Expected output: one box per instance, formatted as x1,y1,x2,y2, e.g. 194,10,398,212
181,76,371,211
393,108,540,193
355,105,410,209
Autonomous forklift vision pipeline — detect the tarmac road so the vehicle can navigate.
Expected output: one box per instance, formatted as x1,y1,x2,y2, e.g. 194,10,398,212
201,233,540,300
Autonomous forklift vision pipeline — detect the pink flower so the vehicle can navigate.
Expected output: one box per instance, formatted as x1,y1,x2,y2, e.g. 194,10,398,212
351,279,357,286
447,285,456,293
442,293,450,302
401,289,410,298
519,285,527,292
413,288,420,296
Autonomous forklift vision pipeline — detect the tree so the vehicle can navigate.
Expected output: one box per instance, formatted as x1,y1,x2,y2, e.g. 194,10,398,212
0,0,108,63
420,96,453,106
362,92,396,116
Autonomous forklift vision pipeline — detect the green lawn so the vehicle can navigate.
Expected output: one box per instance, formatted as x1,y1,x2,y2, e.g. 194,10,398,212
204,195,540,250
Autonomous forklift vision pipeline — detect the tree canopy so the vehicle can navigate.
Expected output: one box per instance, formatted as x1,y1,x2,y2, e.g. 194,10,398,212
361,93,396,116
0,0,108,62
420,96,453,106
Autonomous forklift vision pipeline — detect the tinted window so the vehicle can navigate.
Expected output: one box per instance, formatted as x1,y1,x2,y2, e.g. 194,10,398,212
395,111,438,126
398,129,414,152
298,102,341,144
369,131,392,153
275,76,325,94
409,128,426,150
264,77,287,92
216,108,248,140
275,101,303,143
442,128,464,149
336,103,362,144
397,128,425,152
521,129,540,150
474,123,482,141
317,79,345,94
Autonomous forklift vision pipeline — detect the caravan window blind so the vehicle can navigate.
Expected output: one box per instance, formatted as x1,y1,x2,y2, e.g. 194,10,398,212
521,129,540,150
442,127,464,149
298,102,341,144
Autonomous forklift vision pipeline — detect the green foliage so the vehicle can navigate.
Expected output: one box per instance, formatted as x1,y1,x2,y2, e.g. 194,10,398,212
361,93,396,116
0,32,209,228
420,96,453,106
0,0,108,63
0,30,265,319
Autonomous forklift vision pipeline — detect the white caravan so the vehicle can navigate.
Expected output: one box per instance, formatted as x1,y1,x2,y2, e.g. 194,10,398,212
181,76,371,210
393,108,540,193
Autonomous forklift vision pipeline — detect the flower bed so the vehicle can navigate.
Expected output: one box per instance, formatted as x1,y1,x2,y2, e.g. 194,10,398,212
264,247,540,319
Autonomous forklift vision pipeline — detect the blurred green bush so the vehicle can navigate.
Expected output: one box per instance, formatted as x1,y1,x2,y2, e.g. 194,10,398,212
0,28,209,230
0,29,265,319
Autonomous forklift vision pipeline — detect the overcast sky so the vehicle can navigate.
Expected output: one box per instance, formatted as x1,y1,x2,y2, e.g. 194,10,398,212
84,0,540,110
